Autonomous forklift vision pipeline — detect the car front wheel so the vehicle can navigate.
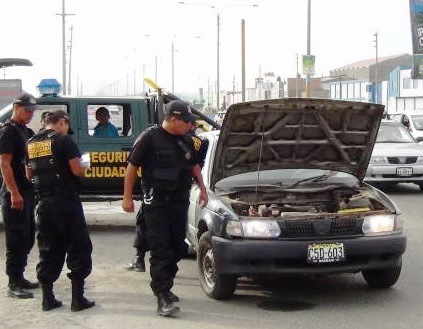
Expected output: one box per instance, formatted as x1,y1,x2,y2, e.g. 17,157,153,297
362,258,402,288
197,231,237,299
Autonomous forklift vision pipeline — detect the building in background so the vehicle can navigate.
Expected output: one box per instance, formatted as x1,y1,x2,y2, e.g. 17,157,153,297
0,79,22,109
0,58,32,109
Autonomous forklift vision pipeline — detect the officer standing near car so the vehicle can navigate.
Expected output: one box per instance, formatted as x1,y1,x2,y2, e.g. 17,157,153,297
26,110,95,312
124,120,209,272
0,92,39,299
122,100,208,317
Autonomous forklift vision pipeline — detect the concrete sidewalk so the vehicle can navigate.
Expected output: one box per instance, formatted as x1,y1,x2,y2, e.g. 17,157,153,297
0,200,141,230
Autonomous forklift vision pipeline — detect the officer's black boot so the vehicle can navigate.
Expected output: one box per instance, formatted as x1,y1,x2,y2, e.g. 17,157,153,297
71,280,95,312
164,290,180,303
7,276,33,299
17,277,40,290
124,253,146,272
41,283,63,311
157,292,180,317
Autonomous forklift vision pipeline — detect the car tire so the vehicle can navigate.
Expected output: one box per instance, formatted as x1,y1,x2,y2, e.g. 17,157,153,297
197,231,237,300
362,258,402,288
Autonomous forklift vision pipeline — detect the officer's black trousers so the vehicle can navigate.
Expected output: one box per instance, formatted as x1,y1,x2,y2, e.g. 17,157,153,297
133,207,148,255
143,196,188,295
1,189,36,281
35,195,93,284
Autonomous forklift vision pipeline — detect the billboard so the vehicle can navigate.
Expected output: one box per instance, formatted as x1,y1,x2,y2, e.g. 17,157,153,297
302,55,315,75
409,0,423,78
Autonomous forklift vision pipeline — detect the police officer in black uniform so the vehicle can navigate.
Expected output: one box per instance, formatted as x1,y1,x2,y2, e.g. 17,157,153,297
124,121,209,272
0,92,39,299
26,110,95,312
122,100,208,317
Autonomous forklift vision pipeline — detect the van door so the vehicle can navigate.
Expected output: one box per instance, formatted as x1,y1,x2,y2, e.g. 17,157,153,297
76,98,152,197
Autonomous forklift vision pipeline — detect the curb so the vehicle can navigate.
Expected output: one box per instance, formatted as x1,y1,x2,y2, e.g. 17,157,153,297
0,221,135,232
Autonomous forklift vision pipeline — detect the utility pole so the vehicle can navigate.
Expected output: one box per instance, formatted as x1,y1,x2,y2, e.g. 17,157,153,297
305,0,312,98
172,41,175,93
67,26,73,95
241,19,245,102
374,31,379,103
179,2,258,110
56,0,74,95
295,53,299,97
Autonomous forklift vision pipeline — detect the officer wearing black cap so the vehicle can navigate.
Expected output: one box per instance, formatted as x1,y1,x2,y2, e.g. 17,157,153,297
122,100,208,317
124,120,209,273
26,110,95,312
0,92,39,299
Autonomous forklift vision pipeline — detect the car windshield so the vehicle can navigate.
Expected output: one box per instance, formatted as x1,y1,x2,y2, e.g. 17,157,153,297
376,124,415,143
215,169,359,190
411,115,423,131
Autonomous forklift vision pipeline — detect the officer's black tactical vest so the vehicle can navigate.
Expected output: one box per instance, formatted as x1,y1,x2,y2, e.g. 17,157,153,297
143,127,195,193
27,131,65,196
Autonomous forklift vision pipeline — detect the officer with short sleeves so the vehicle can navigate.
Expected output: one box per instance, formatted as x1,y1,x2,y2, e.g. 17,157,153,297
122,100,208,317
26,110,95,312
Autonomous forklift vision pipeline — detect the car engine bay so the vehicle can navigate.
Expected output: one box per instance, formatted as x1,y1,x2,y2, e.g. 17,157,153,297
220,185,392,219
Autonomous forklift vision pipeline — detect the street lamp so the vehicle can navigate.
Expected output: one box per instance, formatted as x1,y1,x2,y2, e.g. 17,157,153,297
179,1,257,110
171,35,201,94
143,34,160,82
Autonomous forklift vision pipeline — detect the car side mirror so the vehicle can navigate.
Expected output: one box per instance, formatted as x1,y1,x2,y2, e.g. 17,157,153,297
416,137,423,143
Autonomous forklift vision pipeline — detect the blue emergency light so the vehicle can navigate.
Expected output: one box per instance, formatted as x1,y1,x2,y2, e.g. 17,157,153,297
37,79,61,96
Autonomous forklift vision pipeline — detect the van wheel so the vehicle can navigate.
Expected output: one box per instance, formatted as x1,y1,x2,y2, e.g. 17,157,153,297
418,183,423,191
362,259,402,288
197,231,237,299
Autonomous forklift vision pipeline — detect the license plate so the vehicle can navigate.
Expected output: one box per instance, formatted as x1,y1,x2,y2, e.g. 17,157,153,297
307,242,345,264
396,167,412,177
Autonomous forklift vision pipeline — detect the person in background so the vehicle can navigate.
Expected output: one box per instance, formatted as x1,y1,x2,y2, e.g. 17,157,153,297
26,110,95,312
122,100,208,317
38,111,50,134
93,107,119,137
0,92,39,299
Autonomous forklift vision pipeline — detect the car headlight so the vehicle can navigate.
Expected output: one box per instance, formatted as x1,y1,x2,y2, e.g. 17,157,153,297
226,220,281,238
417,156,423,164
369,156,387,164
362,214,402,235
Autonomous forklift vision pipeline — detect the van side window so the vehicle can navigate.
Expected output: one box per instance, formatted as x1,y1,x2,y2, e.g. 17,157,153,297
28,105,68,134
86,104,132,137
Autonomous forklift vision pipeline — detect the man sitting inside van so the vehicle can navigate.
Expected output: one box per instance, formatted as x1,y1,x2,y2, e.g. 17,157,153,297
93,107,119,138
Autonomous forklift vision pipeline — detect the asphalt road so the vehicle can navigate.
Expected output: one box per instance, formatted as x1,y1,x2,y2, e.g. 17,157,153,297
0,184,422,329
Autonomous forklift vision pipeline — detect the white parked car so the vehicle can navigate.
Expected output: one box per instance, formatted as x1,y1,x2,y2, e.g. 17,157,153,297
365,120,423,190
389,110,423,141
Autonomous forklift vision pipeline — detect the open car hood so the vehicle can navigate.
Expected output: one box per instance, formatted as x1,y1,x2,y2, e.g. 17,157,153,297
211,98,384,189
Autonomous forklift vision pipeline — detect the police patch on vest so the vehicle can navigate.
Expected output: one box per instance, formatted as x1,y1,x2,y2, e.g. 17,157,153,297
27,140,53,159
191,136,201,152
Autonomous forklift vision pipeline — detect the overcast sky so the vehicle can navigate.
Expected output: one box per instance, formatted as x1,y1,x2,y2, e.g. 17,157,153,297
0,0,413,96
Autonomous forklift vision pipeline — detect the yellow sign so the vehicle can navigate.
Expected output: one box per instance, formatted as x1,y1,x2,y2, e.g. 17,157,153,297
83,151,141,178
27,140,53,159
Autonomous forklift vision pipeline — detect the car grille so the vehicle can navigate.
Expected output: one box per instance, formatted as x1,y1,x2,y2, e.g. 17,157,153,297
387,156,418,164
279,217,363,237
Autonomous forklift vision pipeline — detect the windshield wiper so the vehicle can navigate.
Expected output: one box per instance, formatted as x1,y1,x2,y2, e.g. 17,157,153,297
286,171,336,189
